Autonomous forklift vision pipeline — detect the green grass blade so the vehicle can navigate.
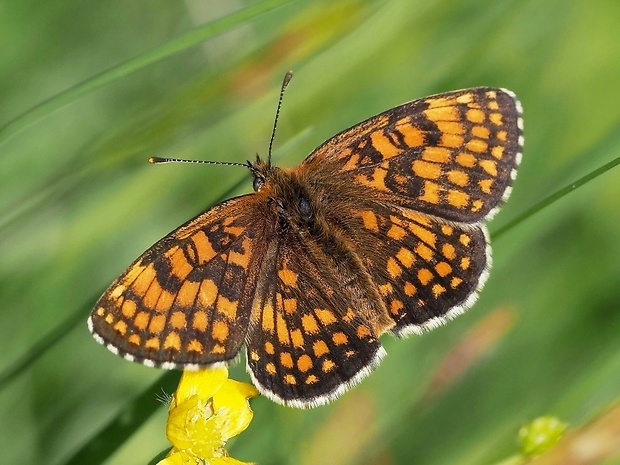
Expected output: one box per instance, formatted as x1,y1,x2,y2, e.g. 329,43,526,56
0,307,85,393
493,121,620,240
63,371,180,465
0,0,294,145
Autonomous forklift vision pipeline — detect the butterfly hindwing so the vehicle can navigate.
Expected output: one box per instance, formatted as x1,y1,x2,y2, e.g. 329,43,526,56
245,223,388,408
89,196,267,367
301,87,523,223
339,203,490,336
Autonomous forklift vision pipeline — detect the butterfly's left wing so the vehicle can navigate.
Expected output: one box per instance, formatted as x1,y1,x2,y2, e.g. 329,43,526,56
89,195,269,368
337,201,491,336
299,87,523,224
297,87,522,337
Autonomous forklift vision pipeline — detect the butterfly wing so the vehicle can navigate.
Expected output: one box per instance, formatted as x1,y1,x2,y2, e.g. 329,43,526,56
89,195,269,368
300,87,523,223
297,87,522,336
245,219,390,408
334,202,491,335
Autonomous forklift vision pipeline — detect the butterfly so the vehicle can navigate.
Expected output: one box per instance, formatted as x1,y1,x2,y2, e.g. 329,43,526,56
89,72,523,408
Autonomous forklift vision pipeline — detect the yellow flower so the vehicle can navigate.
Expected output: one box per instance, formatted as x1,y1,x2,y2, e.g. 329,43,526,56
157,366,259,465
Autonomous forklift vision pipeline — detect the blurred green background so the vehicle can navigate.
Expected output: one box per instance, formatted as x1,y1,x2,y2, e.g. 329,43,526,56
1,0,619,464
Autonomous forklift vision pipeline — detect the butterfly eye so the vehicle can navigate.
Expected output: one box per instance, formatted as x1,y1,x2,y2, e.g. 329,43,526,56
253,176,265,192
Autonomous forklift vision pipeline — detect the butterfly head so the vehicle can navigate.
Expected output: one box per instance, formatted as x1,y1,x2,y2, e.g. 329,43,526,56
248,153,276,192
249,159,316,228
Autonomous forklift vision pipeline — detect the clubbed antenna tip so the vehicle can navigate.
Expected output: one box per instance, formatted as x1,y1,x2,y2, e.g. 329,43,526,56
267,71,293,166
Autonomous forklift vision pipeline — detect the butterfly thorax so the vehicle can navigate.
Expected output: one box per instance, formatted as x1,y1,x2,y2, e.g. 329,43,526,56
250,156,318,231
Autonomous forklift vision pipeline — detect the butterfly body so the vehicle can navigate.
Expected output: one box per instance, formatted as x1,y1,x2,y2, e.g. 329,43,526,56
90,86,523,407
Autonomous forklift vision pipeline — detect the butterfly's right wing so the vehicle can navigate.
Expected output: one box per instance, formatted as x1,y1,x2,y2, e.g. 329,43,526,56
89,195,269,368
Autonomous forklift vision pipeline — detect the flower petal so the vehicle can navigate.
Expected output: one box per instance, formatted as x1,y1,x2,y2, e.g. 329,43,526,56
172,367,228,407
156,449,196,465
212,379,259,438
163,367,258,463
210,455,255,465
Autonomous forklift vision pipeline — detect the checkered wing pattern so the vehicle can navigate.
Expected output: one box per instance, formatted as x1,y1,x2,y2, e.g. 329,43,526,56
301,88,523,223
89,196,266,368
341,203,490,335
246,224,389,408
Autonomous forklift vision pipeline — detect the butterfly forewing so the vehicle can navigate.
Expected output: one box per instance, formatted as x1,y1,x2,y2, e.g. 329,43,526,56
300,87,523,223
89,196,268,367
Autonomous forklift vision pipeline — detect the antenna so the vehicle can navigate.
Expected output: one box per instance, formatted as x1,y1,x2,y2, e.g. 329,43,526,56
148,156,248,168
149,71,293,171
267,70,293,167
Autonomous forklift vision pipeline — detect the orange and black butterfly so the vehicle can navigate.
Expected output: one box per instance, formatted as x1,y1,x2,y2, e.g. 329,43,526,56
89,72,523,408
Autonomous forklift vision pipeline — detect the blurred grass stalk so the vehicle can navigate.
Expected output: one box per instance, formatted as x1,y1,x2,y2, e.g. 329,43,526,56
2,0,620,464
